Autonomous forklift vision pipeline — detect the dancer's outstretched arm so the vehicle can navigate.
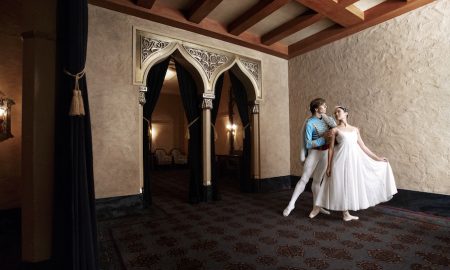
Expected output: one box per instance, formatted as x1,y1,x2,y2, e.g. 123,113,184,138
356,128,387,161
326,128,337,176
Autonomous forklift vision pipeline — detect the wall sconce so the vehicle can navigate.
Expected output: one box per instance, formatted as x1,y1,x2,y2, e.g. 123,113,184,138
226,123,237,136
0,92,15,142
226,122,237,155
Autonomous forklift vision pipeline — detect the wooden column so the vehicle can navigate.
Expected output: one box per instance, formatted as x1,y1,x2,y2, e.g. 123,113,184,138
201,95,213,188
21,0,56,262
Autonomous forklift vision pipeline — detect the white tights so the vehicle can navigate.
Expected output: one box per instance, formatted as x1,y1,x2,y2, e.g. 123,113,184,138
287,150,327,209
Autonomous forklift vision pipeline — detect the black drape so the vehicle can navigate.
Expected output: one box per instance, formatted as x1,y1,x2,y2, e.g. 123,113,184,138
143,58,170,207
54,0,98,269
175,62,203,203
211,74,224,200
229,72,253,192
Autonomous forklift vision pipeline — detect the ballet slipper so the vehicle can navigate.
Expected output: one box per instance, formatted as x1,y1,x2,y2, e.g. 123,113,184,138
309,206,321,219
283,205,294,217
343,211,359,221
320,208,331,215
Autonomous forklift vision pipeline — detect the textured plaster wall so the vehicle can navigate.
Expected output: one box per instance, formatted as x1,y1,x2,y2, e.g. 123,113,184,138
0,0,22,209
289,0,450,195
87,5,290,198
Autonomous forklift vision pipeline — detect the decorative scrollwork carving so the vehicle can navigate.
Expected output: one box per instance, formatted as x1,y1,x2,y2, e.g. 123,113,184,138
138,92,146,105
202,98,213,109
184,46,228,80
240,59,260,83
141,37,170,64
251,104,259,114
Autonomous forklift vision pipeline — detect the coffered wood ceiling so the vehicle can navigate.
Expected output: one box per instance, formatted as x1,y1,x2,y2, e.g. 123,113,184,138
90,0,435,59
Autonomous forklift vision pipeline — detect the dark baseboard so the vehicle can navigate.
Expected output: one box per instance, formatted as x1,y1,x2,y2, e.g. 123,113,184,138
254,175,293,193
257,175,449,217
204,185,213,202
21,260,54,270
383,189,450,218
95,193,142,204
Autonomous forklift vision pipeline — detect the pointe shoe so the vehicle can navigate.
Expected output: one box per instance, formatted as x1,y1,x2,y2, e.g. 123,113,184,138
283,205,294,217
320,208,331,215
309,206,321,219
343,211,359,221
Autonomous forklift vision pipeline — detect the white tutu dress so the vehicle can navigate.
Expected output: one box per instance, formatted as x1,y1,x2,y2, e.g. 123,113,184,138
315,129,397,211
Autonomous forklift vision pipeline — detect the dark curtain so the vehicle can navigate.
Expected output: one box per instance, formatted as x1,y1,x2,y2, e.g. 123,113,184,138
54,0,98,269
211,74,224,200
142,58,170,207
175,62,203,203
229,72,253,192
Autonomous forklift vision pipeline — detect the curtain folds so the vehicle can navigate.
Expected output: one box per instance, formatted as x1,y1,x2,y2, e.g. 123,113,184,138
175,62,203,203
54,0,99,269
229,72,253,193
211,74,224,200
143,58,170,207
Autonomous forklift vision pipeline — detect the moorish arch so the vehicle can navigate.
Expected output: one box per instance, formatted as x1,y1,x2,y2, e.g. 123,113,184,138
133,28,262,200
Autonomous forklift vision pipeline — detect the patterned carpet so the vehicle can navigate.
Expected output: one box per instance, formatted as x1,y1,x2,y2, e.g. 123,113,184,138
99,170,450,270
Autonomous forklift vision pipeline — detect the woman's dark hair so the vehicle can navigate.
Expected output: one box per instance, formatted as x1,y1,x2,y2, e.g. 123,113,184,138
309,98,326,114
336,106,348,113
336,106,349,119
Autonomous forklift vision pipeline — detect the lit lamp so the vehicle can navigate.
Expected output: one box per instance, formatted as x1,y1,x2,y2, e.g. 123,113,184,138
0,92,14,141
226,123,237,136
226,123,237,154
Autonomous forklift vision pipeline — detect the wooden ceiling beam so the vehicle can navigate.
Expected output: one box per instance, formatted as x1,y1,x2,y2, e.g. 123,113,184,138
289,0,435,57
261,12,324,45
186,0,224,24
295,0,363,27
337,0,359,6
134,0,156,9
89,0,289,58
228,0,290,36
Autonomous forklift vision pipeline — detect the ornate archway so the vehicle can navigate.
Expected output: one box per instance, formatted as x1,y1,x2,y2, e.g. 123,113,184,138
134,29,262,198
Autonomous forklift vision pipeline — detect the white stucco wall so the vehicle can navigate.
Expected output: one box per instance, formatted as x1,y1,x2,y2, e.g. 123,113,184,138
87,5,290,198
289,0,450,195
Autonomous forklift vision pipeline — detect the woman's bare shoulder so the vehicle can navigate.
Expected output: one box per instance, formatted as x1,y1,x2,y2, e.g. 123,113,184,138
330,127,339,134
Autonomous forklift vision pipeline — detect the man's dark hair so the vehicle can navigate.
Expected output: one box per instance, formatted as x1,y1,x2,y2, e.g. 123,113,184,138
309,98,326,114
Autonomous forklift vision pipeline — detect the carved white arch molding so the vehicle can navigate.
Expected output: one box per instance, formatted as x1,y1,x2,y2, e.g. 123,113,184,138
133,28,262,99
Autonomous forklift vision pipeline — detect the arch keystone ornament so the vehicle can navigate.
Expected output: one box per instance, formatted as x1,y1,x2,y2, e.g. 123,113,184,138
183,45,229,81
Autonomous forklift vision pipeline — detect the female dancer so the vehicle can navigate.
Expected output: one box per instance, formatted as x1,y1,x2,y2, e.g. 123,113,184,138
313,106,397,221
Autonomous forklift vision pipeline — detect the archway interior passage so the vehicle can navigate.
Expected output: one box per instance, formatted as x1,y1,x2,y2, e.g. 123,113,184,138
140,44,261,204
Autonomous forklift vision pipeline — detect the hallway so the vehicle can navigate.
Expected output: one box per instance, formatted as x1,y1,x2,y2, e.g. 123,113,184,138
97,170,450,270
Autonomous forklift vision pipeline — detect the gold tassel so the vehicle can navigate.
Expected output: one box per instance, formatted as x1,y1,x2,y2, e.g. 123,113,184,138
69,90,80,116
185,117,199,140
65,69,86,116
211,123,218,141
77,90,85,115
243,123,250,139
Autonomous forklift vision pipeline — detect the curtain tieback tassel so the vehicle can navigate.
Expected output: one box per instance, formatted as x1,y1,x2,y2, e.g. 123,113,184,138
65,69,86,116
186,117,200,140
143,117,151,138
243,123,250,139
211,123,218,141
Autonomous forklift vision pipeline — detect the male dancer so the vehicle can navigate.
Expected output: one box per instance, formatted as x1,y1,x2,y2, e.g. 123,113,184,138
283,98,336,218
